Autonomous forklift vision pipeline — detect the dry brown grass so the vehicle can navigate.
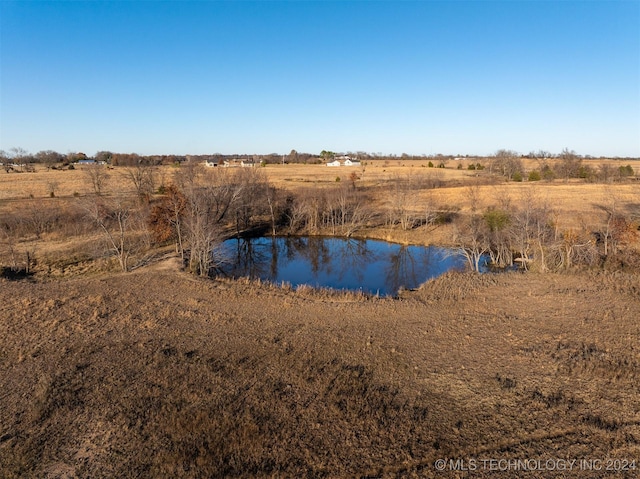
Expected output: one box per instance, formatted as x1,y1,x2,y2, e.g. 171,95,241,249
0,165,168,199
263,160,473,188
3,163,637,229
1,266,639,477
1,163,638,272
419,182,639,228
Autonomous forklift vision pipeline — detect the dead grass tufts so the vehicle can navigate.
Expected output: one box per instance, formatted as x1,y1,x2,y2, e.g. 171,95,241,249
294,283,372,301
415,270,505,302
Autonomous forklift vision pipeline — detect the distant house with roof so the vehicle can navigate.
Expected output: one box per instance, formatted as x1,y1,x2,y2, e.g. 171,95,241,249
326,156,361,167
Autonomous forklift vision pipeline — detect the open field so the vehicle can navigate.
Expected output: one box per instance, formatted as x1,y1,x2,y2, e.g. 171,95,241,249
1,261,639,477
2,159,639,196
262,157,640,187
1,161,638,232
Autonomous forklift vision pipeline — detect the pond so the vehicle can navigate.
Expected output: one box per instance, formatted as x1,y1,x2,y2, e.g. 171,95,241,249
218,236,482,296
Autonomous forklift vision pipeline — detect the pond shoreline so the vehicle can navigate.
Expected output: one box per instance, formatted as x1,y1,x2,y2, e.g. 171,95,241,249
218,235,475,297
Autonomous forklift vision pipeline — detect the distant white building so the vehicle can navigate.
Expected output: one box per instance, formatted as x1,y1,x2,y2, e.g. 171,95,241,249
326,160,341,167
343,159,361,166
223,159,241,167
204,160,218,167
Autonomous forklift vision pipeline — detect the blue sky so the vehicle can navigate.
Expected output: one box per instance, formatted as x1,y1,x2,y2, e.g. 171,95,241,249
1,1,638,157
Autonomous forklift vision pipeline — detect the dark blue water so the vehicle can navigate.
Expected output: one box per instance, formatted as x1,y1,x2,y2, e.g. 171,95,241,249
218,236,471,296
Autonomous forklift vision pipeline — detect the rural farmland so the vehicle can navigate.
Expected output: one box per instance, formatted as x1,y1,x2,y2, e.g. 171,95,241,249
3,1,639,476
1,154,639,478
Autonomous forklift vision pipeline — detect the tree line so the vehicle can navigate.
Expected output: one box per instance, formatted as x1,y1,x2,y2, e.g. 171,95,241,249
486,148,638,183
3,146,638,171
453,181,639,272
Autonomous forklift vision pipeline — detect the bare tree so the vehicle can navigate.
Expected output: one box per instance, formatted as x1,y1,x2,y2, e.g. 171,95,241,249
7,147,31,173
453,214,490,272
385,174,418,230
598,164,614,183
0,150,8,171
466,182,482,214
179,168,257,275
83,198,136,272
510,187,555,271
489,149,523,181
324,184,373,236
0,215,36,275
593,186,631,257
94,151,114,164
174,159,202,192
423,190,439,228
0,200,59,274
230,168,270,236
148,184,187,260
83,164,110,195
555,148,582,182
265,184,279,236
23,200,55,239
183,187,227,276
124,161,156,200
550,228,597,270
36,150,64,170
529,149,553,159
301,189,325,234
285,190,308,234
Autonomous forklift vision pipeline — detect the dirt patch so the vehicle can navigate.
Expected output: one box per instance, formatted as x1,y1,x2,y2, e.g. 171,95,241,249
1,268,639,477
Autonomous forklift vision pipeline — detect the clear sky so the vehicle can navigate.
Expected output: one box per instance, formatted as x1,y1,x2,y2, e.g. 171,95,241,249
1,0,639,158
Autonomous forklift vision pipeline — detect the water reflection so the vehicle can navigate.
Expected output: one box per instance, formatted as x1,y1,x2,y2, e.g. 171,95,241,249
219,237,467,296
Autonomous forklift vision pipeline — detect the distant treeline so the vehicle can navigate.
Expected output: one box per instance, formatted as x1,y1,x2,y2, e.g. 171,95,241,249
2,147,639,169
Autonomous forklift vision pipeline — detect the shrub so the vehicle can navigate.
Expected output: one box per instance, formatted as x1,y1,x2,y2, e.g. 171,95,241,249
483,208,510,231
542,165,555,181
468,164,476,170
528,170,541,182
512,171,523,182
619,165,634,177
578,165,595,180
335,176,341,182
428,161,434,168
